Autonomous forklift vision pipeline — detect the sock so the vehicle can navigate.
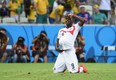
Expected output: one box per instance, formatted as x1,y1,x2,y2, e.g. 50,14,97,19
79,67,83,72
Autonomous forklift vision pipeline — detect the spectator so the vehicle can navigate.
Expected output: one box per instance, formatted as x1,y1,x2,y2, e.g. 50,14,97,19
8,0,19,22
110,9,116,25
53,0,59,9
93,4,108,24
75,5,93,24
99,0,111,24
0,28,9,63
24,0,31,17
75,32,85,62
0,1,10,19
12,37,30,63
49,0,65,24
72,0,80,15
27,3,36,23
31,31,49,63
110,0,116,25
35,0,49,24
17,0,23,15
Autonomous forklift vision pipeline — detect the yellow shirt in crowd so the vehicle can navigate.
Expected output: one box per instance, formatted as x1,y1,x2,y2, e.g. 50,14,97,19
8,1,19,15
17,0,23,6
72,4,80,15
66,0,75,8
28,5,36,20
49,5,64,19
36,0,49,14
34,0,38,4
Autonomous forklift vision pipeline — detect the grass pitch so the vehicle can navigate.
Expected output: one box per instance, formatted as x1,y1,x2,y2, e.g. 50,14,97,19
0,63,116,80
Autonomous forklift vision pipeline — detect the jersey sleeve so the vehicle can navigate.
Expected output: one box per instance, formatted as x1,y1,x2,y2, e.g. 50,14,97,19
57,29,62,39
74,23,81,31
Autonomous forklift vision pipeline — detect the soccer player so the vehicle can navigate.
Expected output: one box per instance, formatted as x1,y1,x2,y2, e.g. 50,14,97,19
53,14,88,73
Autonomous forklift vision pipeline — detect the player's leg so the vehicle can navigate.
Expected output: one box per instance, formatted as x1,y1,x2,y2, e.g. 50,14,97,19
65,48,79,73
53,52,66,73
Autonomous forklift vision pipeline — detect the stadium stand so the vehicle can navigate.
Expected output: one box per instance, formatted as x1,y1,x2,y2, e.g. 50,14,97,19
2,17,16,23
20,17,28,23
84,5,93,15
20,11,25,17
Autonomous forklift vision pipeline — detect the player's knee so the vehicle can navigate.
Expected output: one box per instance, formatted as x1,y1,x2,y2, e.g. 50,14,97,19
53,68,65,73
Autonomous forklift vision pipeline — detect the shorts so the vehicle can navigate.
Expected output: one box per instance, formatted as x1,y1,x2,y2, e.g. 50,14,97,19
53,48,78,73
49,17,55,24
36,14,47,23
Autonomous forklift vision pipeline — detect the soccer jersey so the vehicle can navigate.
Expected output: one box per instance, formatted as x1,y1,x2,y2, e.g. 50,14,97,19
57,23,81,50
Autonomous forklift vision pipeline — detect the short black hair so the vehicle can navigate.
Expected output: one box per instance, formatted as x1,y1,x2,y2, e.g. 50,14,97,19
0,28,6,32
40,30,47,36
18,36,25,42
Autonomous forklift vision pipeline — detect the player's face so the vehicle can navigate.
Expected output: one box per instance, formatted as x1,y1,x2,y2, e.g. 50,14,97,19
65,17,73,28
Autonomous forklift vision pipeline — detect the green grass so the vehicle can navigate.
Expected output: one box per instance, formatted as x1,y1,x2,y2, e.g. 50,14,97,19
0,63,116,80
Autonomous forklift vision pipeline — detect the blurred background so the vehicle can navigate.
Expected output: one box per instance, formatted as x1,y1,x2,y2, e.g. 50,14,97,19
0,0,116,63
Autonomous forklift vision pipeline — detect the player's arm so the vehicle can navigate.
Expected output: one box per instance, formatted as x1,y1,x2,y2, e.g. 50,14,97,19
55,39,64,53
68,14,85,26
73,15,85,26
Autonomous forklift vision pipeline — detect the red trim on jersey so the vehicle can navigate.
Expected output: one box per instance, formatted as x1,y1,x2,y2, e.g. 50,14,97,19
60,26,76,35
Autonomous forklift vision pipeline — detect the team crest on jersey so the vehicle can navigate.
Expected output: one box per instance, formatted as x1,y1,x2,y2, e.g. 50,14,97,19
62,33,64,36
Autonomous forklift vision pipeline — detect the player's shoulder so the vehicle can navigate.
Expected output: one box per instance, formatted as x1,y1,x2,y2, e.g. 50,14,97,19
59,27,66,33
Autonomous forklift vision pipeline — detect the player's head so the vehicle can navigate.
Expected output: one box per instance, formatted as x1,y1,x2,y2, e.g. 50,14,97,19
65,15,73,28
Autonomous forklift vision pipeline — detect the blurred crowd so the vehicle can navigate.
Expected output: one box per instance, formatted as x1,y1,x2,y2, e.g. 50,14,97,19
0,28,50,63
0,0,115,25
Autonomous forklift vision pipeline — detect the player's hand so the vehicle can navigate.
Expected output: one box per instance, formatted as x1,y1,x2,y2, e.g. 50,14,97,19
56,48,64,53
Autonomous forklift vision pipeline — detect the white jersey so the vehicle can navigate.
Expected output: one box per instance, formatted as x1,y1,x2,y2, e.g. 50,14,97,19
57,23,81,50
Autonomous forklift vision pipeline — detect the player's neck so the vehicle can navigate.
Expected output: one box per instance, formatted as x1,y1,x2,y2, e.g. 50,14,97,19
66,25,72,28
